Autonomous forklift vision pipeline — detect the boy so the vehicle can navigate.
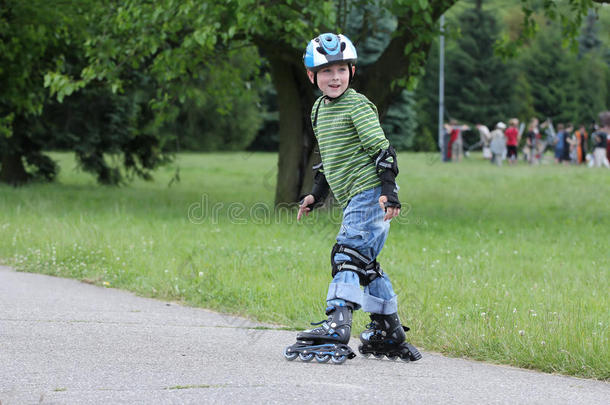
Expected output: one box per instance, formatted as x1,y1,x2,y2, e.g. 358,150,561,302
283,33,421,364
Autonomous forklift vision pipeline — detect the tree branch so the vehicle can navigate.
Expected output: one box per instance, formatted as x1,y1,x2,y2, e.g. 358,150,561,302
358,1,458,116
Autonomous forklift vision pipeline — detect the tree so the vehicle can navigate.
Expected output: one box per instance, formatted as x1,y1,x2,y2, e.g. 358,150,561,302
0,1,74,184
573,8,609,125
415,0,608,149
517,22,603,125
345,4,418,151
161,47,265,152
45,0,457,202
444,4,516,127
1,1,174,185
21,0,609,195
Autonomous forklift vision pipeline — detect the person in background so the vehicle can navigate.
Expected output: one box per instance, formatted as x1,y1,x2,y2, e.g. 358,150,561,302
573,124,588,164
554,123,565,164
476,123,492,160
449,119,469,163
524,118,540,164
564,123,575,164
505,118,519,165
443,123,452,162
490,122,507,166
592,111,610,168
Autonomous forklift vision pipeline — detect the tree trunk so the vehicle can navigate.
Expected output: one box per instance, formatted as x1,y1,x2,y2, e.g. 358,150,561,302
0,151,28,186
267,54,316,206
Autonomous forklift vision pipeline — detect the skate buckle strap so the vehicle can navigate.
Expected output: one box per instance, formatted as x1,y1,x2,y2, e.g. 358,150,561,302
310,320,334,334
331,244,384,286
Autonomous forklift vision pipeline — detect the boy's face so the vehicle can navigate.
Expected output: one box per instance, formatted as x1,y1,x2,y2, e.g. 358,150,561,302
308,63,354,98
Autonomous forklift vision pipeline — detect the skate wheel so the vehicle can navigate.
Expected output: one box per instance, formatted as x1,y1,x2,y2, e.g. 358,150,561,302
331,354,347,364
387,355,398,361
315,354,330,363
284,347,298,361
299,352,314,362
357,345,370,358
373,353,384,359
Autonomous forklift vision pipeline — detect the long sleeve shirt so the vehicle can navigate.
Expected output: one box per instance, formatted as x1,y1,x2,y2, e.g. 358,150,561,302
311,88,390,208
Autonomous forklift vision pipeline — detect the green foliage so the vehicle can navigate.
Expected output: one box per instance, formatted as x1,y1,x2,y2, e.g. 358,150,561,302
345,3,397,66
343,4,418,150
494,0,602,58
381,90,418,150
0,0,174,185
0,0,83,184
247,77,279,151
2,0,606,186
511,72,536,122
48,0,337,99
415,0,609,141
518,25,574,122
0,1,69,118
519,20,608,125
167,47,265,151
39,82,170,184
414,40,441,152
578,9,602,56
445,6,516,126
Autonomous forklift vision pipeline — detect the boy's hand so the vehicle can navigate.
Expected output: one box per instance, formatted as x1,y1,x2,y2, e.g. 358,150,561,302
379,195,400,221
297,194,315,221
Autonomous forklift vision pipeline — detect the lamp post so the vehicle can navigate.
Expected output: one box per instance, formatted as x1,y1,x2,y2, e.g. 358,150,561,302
438,14,445,161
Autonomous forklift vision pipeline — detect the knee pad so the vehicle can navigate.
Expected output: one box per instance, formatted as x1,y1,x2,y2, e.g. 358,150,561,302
331,244,384,286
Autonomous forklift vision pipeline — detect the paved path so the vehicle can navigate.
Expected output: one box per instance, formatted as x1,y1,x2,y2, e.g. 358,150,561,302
0,265,608,404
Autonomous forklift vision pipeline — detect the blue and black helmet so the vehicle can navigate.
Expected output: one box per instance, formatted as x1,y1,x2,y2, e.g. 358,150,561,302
303,33,357,72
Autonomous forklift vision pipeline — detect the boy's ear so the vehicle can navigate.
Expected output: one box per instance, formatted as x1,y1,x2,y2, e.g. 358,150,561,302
307,70,315,84
351,65,356,76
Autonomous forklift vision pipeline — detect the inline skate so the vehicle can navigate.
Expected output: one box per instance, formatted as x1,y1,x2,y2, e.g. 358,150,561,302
284,305,356,364
358,312,422,362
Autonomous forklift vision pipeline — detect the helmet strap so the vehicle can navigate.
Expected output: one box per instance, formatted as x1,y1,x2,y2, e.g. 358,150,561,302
348,63,353,84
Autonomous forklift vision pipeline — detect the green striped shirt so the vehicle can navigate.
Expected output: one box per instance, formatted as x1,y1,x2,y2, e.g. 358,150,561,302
311,88,389,208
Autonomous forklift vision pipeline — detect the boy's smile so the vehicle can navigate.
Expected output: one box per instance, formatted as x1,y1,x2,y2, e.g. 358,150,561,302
308,63,355,99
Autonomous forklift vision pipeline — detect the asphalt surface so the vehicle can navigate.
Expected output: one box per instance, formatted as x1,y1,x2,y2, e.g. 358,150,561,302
1,265,608,405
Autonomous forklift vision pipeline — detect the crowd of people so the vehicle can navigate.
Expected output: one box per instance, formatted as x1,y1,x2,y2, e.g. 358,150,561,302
442,111,610,168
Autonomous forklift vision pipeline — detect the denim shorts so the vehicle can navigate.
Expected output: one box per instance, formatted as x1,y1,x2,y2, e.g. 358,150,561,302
326,186,398,315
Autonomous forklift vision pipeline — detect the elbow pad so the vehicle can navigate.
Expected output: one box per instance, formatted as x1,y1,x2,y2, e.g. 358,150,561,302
375,146,401,209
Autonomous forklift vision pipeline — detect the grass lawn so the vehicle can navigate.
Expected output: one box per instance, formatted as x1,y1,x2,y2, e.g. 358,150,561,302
0,151,608,380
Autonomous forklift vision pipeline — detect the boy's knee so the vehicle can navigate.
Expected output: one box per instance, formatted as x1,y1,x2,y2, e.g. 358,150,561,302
331,244,384,286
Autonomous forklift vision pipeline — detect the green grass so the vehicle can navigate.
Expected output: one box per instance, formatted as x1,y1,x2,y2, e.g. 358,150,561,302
1,151,608,380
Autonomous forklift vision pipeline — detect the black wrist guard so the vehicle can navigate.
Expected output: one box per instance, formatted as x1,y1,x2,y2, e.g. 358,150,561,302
375,146,401,209
311,163,330,203
300,163,330,210
380,170,401,209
